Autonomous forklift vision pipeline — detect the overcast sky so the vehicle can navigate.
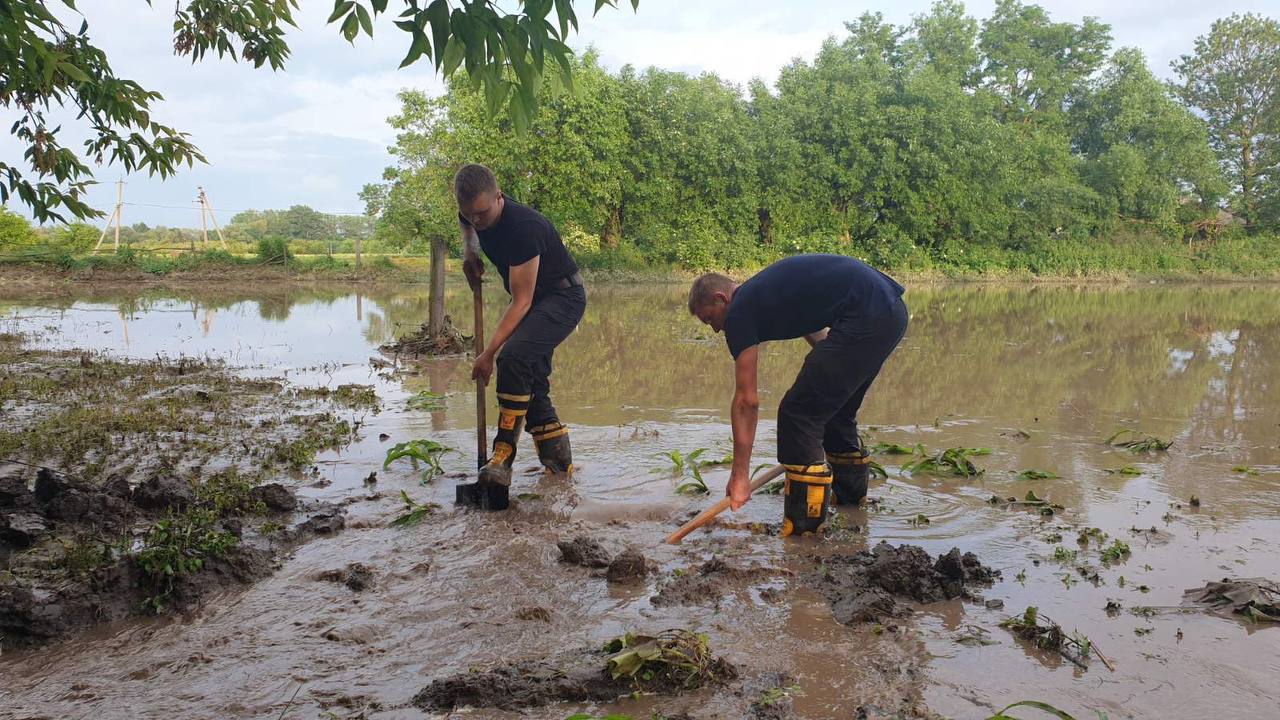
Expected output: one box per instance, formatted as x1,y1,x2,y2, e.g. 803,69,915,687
4,1,1274,227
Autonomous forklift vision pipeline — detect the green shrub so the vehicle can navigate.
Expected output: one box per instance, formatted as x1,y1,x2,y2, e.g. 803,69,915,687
256,236,293,264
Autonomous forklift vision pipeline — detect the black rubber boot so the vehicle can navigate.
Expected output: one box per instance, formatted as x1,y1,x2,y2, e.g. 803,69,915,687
781,463,832,537
529,422,572,473
827,449,870,505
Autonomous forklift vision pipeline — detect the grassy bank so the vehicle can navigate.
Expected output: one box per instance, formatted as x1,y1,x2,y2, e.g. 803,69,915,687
2,233,1279,287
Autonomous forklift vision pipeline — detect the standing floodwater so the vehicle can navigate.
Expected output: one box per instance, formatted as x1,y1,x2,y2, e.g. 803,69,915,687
2,281,1279,719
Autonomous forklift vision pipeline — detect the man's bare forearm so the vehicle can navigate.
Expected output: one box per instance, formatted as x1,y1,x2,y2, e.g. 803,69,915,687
730,394,759,476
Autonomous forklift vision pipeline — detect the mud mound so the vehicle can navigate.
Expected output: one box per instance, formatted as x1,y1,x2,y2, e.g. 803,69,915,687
557,535,614,568
414,630,735,712
652,557,784,607
607,549,653,584
809,542,1000,624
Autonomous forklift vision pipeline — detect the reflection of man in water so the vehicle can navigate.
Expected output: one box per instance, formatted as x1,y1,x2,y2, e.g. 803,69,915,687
687,254,908,535
456,164,587,489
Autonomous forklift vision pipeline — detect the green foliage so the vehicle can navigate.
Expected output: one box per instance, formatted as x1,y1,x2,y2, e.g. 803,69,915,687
406,390,446,411
1100,539,1131,564
1018,469,1060,480
383,438,451,483
660,448,714,495
0,206,38,248
1172,13,1280,229
904,447,986,476
255,236,293,265
602,630,725,690
389,489,441,527
137,507,238,612
1104,429,1172,453
986,700,1083,720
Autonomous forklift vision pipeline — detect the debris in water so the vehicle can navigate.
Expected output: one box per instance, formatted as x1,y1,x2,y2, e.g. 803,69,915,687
651,557,786,607
1000,606,1113,671
380,316,467,357
1183,578,1280,623
557,535,614,568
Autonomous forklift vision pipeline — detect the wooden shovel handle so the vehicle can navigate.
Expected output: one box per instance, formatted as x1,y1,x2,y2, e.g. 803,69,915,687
473,285,486,470
663,464,785,545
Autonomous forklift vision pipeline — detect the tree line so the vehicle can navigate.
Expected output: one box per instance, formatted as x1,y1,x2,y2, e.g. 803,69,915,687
365,2,1279,271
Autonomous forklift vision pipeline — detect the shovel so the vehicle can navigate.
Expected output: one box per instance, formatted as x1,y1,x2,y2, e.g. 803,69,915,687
663,464,784,544
455,281,509,510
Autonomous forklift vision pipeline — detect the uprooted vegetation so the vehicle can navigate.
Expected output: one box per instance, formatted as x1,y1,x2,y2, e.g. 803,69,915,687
999,606,1113,671
412,629,735,712
0,333,359,647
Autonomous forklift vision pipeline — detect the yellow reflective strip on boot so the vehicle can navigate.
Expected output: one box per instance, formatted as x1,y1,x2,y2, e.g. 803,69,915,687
533,427,568,442
495,392,532,402
526,422,561,435
806,483,826,517
497,408,528,430
489,442,514,465
784,463,830,480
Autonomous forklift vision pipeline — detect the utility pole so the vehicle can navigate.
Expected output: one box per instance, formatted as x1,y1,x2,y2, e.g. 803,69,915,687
93,178,125,253
196,187,229,251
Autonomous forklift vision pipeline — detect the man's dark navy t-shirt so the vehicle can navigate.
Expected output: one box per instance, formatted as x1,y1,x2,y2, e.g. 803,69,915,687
460,198,578,295
723,254,905,359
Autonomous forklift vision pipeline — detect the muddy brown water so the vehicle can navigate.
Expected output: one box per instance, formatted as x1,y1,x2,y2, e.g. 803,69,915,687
2,282,1280,719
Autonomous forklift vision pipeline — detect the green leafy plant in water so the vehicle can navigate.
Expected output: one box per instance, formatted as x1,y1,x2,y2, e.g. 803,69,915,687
904,447,986,477
675,462,709,496
909,513,931,527
405,390,446,411
1104,466,1142,475
1100,540,1131,564
1105,429,1172,453
1051,546,1077,563
1232,465,1258,475
868,459,888,479
757,684,801,707
871,442,918,455
1018,469,1060,480
383,439,451,483
389,490,441,527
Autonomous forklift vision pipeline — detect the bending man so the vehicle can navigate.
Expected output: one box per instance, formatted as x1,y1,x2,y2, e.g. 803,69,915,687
688,254,907,536
456,164,586,490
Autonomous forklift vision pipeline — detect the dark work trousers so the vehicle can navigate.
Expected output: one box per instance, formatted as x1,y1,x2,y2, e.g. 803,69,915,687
494,284,587,432
776,296,909,466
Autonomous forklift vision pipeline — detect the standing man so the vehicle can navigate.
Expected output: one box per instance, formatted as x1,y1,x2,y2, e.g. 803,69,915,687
456,164,586,490
688,254,907,536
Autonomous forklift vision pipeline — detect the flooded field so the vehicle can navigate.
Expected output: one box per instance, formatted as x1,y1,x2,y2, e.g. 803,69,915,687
2,281,1279,720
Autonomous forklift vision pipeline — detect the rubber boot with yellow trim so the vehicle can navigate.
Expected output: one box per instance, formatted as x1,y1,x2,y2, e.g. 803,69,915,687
780,463,833,537
827,449,870,506
478,392,529,488
528,421,572,473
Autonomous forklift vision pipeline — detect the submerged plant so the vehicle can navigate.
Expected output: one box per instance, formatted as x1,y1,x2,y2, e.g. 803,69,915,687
1100,540,1131,564
904,447,986,477
406,390,446,411
1018,469,1060,480
389,490,441,527
383,439,451,483
986,700,1088,720
870,442,918,455
1000,607,1110,672
1105,429,1172,453
1104,466,1142,476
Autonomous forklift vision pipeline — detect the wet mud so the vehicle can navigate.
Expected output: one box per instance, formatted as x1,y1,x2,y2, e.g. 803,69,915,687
808,543,1000,625
3,283,1280,720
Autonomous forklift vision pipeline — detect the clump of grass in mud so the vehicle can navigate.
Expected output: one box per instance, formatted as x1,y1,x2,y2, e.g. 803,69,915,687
999,607,1113,672
383,439,451,484
137,507,239,613
1105,429,1172,453
904,447,988,477
602,630,735,691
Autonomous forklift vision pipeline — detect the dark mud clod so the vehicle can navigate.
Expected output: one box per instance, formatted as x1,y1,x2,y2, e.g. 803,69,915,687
809,542,1000,624
295,507,345,535
132,475,196,511
1183,577,1280,622
248,483,297,512
557,535,613,568
606,549,652,584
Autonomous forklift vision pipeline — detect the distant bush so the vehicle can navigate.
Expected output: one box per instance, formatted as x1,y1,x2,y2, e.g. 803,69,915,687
256,236,292,264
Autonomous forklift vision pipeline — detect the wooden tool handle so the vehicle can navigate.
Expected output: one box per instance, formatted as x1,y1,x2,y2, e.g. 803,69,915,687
473,285,486,470
663,464,785,545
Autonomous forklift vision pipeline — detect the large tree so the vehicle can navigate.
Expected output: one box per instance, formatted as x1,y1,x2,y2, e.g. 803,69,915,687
1,0,637,223
1172,13,1280,229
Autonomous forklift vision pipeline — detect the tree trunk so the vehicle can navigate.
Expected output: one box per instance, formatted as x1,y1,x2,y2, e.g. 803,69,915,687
428,235,447,337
